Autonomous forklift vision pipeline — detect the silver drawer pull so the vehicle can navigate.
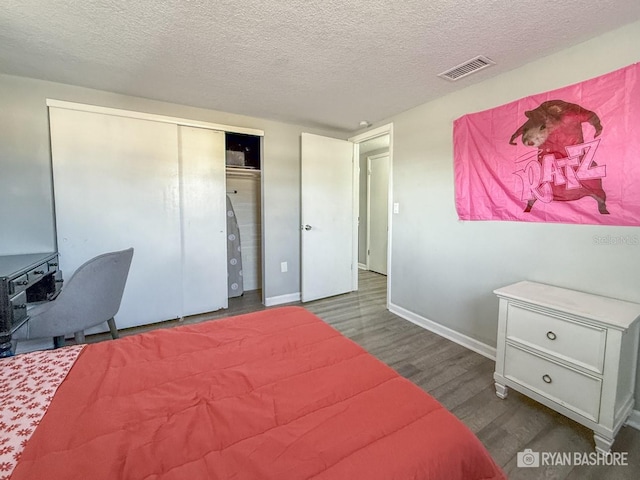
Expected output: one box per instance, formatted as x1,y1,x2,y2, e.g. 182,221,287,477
546,331,557,341
16,280,29,286
48,262,58,267
33,270,45,275
542,374,552,384
13,304,27,310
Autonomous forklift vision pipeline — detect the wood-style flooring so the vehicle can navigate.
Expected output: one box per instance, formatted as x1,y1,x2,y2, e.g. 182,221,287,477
87,270,640,479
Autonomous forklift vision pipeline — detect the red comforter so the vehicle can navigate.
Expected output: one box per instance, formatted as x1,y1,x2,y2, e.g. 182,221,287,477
11,306,505,479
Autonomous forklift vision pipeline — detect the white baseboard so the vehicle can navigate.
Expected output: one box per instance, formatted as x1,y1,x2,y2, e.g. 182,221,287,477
358,263,368,270
388,302,497,360
626,410,640,431
264,292,301,307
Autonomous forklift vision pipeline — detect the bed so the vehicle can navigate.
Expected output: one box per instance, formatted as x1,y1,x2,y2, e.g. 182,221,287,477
1,306,505,480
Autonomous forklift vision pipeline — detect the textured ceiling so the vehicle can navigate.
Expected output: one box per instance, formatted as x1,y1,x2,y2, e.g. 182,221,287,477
1,1,639,132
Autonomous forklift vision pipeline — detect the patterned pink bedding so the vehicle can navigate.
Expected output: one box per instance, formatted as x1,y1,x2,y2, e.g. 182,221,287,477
0,345,85,479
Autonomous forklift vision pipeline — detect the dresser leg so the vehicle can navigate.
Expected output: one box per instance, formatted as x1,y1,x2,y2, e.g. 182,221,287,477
495,382,509,399
0,334,13,357
593,433,614,454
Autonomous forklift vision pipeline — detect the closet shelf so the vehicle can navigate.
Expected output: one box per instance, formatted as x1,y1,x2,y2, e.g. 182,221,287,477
226,167,261,177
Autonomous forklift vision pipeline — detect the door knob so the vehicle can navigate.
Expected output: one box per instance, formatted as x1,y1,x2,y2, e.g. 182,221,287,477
303,225,312,231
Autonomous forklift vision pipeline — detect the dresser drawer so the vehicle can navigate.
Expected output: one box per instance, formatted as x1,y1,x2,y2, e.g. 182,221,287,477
9,261,51,296
504,344,602,422
10,291,28,328
28,262,50,282
52,269,63,297
10,274,30,295
506,304,606,373
46,257,59,271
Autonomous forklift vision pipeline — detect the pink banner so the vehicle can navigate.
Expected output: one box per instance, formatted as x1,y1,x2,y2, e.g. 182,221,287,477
454,63,640,225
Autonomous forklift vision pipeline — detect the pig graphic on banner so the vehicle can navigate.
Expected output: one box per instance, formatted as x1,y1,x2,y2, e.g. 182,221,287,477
509,100,608,214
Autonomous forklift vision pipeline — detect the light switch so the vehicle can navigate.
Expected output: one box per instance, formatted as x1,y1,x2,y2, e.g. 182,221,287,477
281,261,288,273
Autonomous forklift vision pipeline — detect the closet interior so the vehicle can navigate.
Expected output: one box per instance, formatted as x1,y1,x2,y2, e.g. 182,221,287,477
225,133,262,299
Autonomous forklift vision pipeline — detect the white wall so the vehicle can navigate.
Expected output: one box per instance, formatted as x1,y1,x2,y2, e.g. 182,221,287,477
381,21,640,397
0,74,345,301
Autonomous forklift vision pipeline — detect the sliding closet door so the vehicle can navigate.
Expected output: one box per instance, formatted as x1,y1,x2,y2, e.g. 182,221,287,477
49,107,183,329
179,126,228,315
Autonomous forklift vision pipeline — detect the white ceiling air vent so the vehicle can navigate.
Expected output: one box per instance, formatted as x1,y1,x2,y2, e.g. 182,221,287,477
438,55,495,81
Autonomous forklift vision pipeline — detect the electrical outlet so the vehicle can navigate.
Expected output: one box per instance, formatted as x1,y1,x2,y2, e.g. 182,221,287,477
393,202,400,214
281,261,288,273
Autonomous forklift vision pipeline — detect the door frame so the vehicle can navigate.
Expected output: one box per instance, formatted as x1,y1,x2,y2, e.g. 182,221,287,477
348,123,393,308
366,152,390,274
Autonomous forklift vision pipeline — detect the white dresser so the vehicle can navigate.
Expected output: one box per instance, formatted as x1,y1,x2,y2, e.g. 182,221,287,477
493,281,640,453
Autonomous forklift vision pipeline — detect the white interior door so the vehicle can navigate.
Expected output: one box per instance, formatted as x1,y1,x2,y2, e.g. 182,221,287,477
367,154,390,275
301,133,354,302
179,126,227,315
49,107,183,329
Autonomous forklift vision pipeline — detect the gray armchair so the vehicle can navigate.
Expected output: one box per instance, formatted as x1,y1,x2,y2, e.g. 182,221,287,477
14,248,133,346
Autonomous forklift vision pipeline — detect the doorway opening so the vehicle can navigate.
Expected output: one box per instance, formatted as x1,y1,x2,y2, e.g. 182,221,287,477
299,125,392,305
357,139,390,274
225,133,263,302
349,124,393,308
